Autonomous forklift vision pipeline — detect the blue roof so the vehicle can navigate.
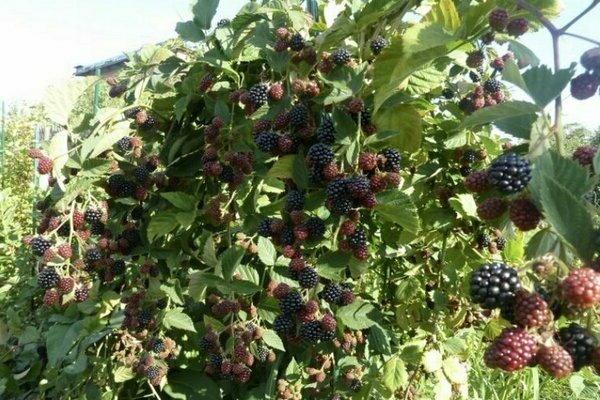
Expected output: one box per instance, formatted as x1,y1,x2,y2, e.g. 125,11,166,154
73,54,128,76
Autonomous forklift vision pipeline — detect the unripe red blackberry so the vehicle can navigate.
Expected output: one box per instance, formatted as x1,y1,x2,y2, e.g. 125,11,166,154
37,157,53,175
198,73,214,92
466,50,485,69
477,198,507,221
320,313,337,332
275,27,289,40
484,327,537,372
560,268,600,308
513,291,552,328
43,289,60,306
572,145,597,167
347,97,364,114
384,172,400,188
464,171,490,193
358,152,377,171
536,346,574,379
488,8,509,31
491,57,505,70
507,18,529,37
509,198,542,231
369,174,385,193
58,276,75,294
570,73,599,100
269,83,285,101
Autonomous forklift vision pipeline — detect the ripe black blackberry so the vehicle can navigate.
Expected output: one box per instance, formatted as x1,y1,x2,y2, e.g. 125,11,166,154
257,218,273,237
507,17,529,37
484,78,501,93
119,180,135,197
495,236,506,250
298,267,318,288
139,115,156,131
248,83,269,106
255,131,279,153
299,320,323,342
484,327,537,372
256,346,269,362
331,198,353,215
151,338,165,353
85,208,103,223
470,262,521,309
320,283,342,304
469,71,481,83
441,88,455,99
279,291,303,314
536,345,574,379
74,285,89,302
316,116,336,145
208,353,223,370
217,18,230,27
124,107,141,119
326,178,348,200
459,165,472,176
156,298,167,309
370,37,387,55
90,222,105,235
509,198,542,231
86,249,102,262
219,165,234,183
349,379,362,392
279,225,295,246
331,48,351,65
138,309,152,327
462,149,477,164
38,267,59,289
289,33,305,51
346,176,370,199
31,236,51,256
134,166,150,184
307,143,334,166
557,323,596,370
273,314,295,335
570,73,599,100
513,291,552,328
348,228,367,248
487,152,531,194
288,103,309,128
379,148,401,172
306,217,325,238
145,365,160,380
117,137,132,152
476,233,490,247
111,260,126,275
286,190,305,211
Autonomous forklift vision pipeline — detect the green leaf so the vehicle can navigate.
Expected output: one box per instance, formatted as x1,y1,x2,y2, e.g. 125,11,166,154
423,349,443,372
316,251,351,281
375,191,421,234
82,121,131,160
267,155,295,179
192,0,220,30
442,357,468,384
508,40,540,67
448,194,477,219
176,21,205,42
594,148,600,174
113,366,135,383
162,309,196,332
382,356,408,392
262,329,285,351
373,22,458,112
292,152,309,190
434,373,452,400
405,62,449,96
337,299,376,330
258,237,277,266
525,228,571,262
43,77,96,126
530,151,594,199
319,63,367,105
522,65,574,108
459,101,539,130
81,158,113,176
229,280,262,295
219,246,245,281
501,59,530,95
161,192,197,211
147,210,181,241
494,113,538,140
372,104,422,153
423,0,460,32
369,323,392,355
46,322,83,367
164,371,221,400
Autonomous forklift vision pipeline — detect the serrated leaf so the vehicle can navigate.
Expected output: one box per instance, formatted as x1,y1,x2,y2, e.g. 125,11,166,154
501,59,530,95
192,0,220,30
337,299,376,330
508,40,540,67
44,77,96,126
113,366,135,383
382,356,408,392
229,280,262,295
267,155,295,179
176,21,205,42
375,191,421,234
369,324,392,355
423,349,443,372
459,101,540,130
161,192,197,211
163,309,196,332
262,329,285,351
373,104,422,153
523,65,574,108
147,210,180,241
48,130,69,180
423,0,460,32
258,237,277,266
448,194,477,218
442,357,467,384
292,153,309,190
219,246,245,281
316,251,350,281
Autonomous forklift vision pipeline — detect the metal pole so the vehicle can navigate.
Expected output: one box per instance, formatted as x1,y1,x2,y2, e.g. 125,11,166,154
93,67,101,115
307,0,318,22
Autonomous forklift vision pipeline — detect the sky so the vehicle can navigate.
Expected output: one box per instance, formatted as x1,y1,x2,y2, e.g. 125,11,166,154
0,0,598,130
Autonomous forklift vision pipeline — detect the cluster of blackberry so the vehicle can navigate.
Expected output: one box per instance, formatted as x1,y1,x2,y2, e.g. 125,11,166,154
133,354,167,386
200,323,275,383
475,229,507,254
488,8,529,37
571,48,600,100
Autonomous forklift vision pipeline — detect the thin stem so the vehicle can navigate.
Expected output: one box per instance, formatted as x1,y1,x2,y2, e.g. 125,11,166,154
559,0,600,33
513,0,558,34
562,31,600,47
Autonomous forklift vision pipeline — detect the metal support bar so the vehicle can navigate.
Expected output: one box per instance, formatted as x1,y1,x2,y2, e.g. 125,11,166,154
307,0,318,22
